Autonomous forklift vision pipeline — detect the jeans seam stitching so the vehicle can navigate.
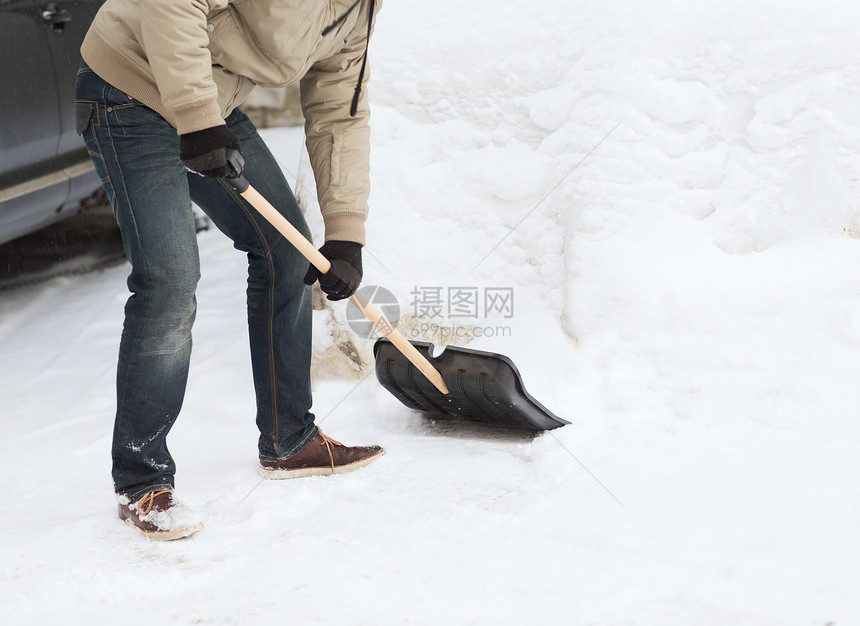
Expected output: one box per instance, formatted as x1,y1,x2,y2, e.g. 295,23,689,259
103,100,147,440
218,179,283,456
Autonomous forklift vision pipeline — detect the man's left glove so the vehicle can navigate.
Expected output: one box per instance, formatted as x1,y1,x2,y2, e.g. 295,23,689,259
303,240,363,301
180,125,241,178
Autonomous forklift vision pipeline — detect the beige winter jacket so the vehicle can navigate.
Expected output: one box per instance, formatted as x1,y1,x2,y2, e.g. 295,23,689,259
81,0,381,244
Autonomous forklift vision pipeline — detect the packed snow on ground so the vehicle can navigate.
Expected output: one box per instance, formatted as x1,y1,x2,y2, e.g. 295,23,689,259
2,0,859,624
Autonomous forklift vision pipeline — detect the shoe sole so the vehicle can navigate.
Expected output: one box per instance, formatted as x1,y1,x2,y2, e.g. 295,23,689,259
257,449,384,480
123,519,204,541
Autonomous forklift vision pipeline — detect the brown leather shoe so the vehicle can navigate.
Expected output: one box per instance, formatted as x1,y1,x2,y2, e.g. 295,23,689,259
117,490,204,541
258,430,384,479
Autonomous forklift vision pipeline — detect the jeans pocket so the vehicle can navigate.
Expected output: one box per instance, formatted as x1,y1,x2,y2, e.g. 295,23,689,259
75,101,94,135
79,114,112,201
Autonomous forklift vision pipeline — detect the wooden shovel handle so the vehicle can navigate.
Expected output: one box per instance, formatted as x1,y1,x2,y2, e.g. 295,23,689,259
237,183,450,395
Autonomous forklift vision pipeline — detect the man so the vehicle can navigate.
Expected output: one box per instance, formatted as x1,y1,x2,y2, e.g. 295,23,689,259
74,0,383,541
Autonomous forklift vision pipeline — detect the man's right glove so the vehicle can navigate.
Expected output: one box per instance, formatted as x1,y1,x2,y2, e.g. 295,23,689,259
180,125,241,178
303,240,363,301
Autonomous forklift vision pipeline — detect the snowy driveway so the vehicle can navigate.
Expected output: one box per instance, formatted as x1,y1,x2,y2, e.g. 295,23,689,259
3,0,860,624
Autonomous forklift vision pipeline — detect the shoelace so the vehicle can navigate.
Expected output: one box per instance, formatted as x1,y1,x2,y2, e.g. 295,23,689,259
136,490,171,516
318,431,344,472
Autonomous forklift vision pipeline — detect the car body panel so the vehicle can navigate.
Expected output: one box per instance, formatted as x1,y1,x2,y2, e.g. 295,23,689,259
0,0,104,245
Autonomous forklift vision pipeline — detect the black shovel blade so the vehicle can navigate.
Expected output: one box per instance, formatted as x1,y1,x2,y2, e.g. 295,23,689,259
373,338,569,431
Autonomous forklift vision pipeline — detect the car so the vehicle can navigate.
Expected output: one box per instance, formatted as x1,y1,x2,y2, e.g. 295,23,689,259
0,0,105,246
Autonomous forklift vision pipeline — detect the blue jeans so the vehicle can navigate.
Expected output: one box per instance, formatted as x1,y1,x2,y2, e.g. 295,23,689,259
75,64,318,500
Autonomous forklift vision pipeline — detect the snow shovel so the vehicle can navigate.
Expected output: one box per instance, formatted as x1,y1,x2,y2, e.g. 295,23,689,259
224,159,567,431
373,338,568,430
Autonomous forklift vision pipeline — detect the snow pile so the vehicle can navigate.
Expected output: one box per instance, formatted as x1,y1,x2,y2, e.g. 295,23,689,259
1,0,859,624
550,0,860,432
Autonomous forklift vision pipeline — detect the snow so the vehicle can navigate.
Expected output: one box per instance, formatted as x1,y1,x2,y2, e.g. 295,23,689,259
2,0,860,623
122,492,207,536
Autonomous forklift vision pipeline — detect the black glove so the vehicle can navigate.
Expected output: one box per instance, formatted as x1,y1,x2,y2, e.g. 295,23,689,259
303,240,363,301
180,125,241,178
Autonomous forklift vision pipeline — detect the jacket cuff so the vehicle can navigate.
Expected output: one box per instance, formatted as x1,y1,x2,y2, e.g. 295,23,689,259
323,210,367,245
172,100,225,135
